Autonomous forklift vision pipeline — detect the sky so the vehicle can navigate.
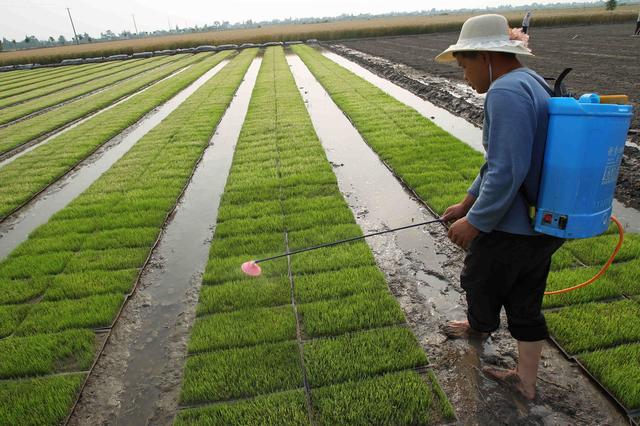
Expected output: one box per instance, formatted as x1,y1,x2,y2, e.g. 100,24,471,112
0,0,595,41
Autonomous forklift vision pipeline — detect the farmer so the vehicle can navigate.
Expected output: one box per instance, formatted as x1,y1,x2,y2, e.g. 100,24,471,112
634,11,640,36
435,14,564,400
522,11,532,34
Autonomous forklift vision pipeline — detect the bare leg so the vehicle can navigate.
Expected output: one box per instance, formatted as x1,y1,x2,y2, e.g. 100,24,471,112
483,340,542,400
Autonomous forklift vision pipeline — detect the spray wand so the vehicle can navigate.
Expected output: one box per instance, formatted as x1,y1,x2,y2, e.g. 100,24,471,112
241,218,443,276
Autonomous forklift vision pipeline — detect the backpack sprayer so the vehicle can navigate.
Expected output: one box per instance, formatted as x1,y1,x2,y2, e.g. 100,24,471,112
242,70,634,296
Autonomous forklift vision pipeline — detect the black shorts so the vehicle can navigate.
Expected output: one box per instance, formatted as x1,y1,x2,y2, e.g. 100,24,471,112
460,231,564,341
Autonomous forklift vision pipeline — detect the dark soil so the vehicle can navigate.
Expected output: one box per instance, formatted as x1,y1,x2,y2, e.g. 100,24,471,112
329,22,640,209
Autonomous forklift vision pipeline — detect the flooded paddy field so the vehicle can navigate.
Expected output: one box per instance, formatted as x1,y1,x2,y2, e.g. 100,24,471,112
0,39,638,425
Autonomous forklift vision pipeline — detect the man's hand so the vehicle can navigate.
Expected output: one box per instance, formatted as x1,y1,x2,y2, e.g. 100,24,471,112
448,217,480,250
441,194,476,225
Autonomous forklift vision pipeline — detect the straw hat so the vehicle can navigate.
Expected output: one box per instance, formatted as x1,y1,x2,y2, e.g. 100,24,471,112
435,14,533,63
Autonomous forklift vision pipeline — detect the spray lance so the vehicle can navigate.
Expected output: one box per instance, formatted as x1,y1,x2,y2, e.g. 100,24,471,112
242,69,633,297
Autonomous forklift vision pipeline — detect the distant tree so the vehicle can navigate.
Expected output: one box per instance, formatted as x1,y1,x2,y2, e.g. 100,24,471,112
48,36,55,44
605,0,617,10
0,40,3,52
58,35,66,44
24,35,30,43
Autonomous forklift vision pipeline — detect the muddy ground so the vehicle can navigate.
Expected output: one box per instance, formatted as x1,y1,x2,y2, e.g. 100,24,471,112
329,22,640,209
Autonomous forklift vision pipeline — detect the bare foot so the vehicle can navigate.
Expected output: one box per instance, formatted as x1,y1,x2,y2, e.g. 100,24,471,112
483,366,536,400
441,320,489,340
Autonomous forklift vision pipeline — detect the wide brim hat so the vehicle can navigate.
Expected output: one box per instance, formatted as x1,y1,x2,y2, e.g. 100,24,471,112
436,14,534,63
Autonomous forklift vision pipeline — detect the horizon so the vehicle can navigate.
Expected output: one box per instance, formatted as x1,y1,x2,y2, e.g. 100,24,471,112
0,0,607,42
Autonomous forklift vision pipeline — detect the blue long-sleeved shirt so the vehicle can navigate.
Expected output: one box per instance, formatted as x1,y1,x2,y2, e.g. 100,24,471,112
466,68,551,236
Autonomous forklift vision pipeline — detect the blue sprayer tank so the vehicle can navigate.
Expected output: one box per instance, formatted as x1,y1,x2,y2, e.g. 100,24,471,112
534,94,633,239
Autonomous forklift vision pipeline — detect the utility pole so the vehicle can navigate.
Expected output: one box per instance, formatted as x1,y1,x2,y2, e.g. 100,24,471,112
66,7,79,45
132,14,139,35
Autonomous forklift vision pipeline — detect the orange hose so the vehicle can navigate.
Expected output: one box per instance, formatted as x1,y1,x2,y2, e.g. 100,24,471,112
544,215,624,295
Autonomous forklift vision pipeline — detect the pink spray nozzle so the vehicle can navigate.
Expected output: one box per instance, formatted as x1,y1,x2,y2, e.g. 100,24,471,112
241,261,262,277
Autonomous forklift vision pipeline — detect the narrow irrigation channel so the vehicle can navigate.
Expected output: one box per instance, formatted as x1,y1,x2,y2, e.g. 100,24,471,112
288,52,628,424
0,60,230,261
68,57,262,426
322,49,640,234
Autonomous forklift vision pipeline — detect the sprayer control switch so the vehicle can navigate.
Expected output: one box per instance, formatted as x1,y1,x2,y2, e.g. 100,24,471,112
542,213,553,224
558,215,568,229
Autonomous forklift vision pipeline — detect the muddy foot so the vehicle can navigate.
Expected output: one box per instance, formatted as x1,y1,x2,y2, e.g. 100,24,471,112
441,320,489,340
483,366,536,401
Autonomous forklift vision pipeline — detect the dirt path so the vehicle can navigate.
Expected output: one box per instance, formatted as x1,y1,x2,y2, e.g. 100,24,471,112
327,26,640,210
288,51,627,425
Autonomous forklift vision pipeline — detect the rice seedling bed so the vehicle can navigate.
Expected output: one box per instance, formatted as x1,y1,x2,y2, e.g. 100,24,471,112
0,50,257,423
0,53,210,156
0,59,132,103
0,51,232,221
0,55,177,124
178,46,452,425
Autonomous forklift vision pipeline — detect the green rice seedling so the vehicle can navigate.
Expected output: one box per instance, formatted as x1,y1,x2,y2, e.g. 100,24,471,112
579,343,640,410
43,269,139,301
196,277,291,316
0,251,72,279
0,329,95,378
426,370,456,420
311,370,432,426
290,243,377,275
287,223,364,248
81,227,159,251
545,299,640,354
294,266,387,304
216,199,283,223
0,53,232,220
0,276,48,305
0,53,210,155
0,304,30,337
550,247,582,271
282,195,348,215
8,233,86,257
0,373,85,426
202,255,288,285
298,291,406,338
0,61,118,91
188,306,297,353
543,265,623,308
180,341,303,404
209,232,285,259
284,207,356,232
175,389,310,426
63,247,149,273
15,293,124,335
304,326,428,387
211,215,284,239
564,234,640,266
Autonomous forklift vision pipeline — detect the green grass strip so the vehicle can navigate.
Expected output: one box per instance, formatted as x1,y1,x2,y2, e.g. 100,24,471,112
180,341,303,404
546,299,640,353
304,326,428,387
311,370,433,426
564,233,640,266
0,59,137,104
298,291,406,338
0,373,85,426
188,306,297,353
175,389,310,426
293,266,388,304
0,53,208,155
579,343,640,410
0,55,177,123
196,277,291,316
0,329,95,379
